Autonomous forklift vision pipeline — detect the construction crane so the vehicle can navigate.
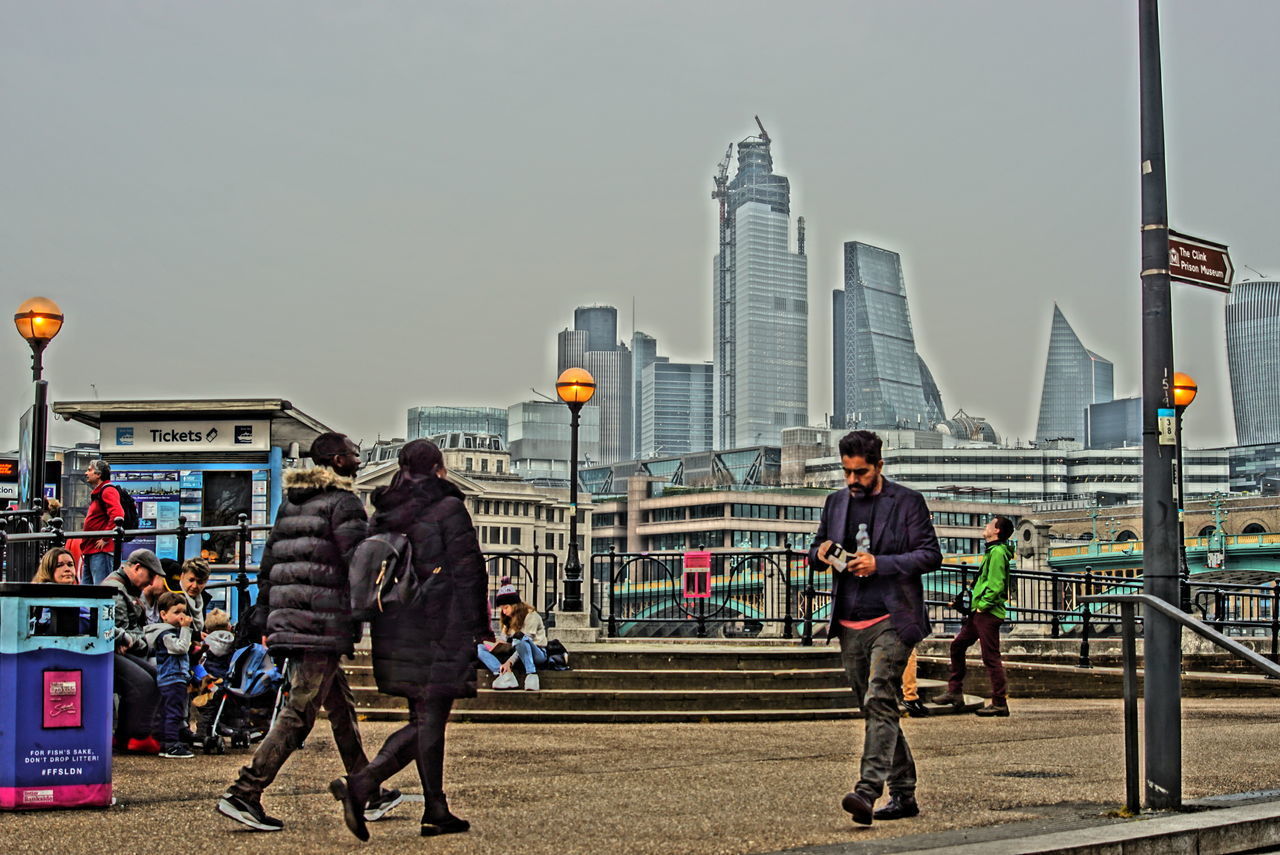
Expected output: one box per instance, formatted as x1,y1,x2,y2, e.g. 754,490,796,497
712,142,736,449
754,115,770,144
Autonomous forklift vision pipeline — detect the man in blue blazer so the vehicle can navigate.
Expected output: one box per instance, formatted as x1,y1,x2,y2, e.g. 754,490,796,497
809,430,941,826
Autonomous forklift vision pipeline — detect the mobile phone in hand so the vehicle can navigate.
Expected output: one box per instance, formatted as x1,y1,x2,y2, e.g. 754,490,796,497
826,543,849,569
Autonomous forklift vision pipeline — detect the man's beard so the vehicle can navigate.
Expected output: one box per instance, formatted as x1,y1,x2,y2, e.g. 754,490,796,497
849,476,880,497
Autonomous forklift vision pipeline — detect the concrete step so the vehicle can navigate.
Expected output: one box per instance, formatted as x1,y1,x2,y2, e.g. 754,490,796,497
345,646,844,672
353,698,982,724
343,664,851,691
348,677,957,715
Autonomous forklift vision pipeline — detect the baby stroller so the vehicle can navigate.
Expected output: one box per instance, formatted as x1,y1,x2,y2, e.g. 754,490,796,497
201,643,287,754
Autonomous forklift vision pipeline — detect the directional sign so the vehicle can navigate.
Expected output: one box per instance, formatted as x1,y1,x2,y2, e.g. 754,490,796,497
1168,231,1233,293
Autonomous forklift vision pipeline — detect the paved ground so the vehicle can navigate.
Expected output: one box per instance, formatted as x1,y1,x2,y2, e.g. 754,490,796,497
6,699,1280,855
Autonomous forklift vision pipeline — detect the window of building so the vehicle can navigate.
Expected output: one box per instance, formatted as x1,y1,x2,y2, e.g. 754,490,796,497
465,457,474,471
1243,523,1268,534
510,527,521,545
481,459,489,473
545,532,555,550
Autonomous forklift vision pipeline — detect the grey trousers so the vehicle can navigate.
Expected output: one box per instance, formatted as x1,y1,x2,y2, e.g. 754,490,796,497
228,652,369,800
838,619,917,799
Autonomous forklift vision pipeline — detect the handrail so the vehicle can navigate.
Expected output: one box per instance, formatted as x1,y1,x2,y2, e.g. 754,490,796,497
1079,593,1280,814
1080,594,1280,678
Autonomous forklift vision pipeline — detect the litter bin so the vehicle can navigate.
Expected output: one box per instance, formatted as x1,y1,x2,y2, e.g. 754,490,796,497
0,583,115,809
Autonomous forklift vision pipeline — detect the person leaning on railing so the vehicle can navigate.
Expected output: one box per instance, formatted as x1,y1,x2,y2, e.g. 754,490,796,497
30,547,91,635
80,459,126,585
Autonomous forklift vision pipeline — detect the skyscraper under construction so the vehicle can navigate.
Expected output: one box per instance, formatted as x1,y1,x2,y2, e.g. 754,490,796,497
712,119,808,449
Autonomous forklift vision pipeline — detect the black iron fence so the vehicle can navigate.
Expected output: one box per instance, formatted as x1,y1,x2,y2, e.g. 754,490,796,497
590,547,1280,662
1,513,561,626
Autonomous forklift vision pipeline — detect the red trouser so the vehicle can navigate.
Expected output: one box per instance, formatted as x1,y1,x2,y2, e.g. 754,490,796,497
946,611,1007,702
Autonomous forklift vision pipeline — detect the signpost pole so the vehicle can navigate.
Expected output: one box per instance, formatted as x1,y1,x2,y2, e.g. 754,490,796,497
1139,0,1182,811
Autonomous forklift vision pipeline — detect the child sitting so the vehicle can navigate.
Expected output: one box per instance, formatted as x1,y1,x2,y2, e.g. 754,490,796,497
143,592,195,759
192,609,238,742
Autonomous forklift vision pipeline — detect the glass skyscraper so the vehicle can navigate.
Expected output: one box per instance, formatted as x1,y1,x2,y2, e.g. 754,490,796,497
1227,279,1280,446
712,129,808,449
1034,304,1113,443
639,361,714,458
832,242,944,430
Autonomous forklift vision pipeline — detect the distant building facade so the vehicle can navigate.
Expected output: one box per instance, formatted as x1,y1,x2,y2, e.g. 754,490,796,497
833,241,944,431
639,361,714,458
1035,304,1114,442
1087,397,1142,449
799,445,1229,504
507,400,601,485
1226,279,1280,446
407,406,508,443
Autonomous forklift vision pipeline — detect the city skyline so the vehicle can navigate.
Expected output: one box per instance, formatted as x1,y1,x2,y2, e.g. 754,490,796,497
4,2,1277,454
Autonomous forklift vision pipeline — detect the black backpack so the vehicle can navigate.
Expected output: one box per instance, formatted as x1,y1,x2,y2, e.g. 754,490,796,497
349,532,422,619
96,483,140,541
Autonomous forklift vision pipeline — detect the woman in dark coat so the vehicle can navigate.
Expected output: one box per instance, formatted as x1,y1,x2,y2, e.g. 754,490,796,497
330,439,489,841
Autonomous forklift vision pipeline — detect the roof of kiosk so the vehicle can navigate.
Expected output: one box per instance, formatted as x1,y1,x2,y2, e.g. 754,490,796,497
52,399,333,449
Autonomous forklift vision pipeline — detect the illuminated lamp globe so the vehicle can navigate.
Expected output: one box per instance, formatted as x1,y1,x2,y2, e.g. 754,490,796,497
556,367,597,406
14,297,65,344
1172,372,1198,410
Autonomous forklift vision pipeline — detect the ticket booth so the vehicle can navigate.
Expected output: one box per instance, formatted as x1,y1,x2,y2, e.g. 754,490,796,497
51,399,334,570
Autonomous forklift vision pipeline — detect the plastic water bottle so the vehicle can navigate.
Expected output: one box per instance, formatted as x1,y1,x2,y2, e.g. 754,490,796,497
855,523,871,554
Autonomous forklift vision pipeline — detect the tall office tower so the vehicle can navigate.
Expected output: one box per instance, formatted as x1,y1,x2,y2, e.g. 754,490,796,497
1227,279,1280,445
1034,304,1114,443
583,347,633,464
640,361,714,458
832,241,944,431
556,306,632,464
557,329,588,375
631,331,666,453
574,306,620,353
712,122,808,449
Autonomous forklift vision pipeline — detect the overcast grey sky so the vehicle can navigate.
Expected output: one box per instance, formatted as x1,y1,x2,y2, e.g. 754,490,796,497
3,1,1276,454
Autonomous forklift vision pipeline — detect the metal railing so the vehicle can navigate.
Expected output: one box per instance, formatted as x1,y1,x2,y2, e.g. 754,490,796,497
1078,593,1280,814
589,547,1280,660
1,514,561,625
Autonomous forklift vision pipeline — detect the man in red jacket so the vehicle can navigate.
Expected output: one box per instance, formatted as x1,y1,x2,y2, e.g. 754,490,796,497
82,459,124,585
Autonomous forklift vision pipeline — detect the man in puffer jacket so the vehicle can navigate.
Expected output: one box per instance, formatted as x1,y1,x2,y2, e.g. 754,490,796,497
218,432,396,831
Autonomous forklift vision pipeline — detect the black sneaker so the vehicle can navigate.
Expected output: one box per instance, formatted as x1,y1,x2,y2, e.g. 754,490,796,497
364,787,405,822
902,699,931,718
216,793,284,831
160,743,195,759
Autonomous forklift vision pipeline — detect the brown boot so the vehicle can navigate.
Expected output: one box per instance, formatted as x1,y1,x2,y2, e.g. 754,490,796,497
975,701,1010,717
932,690,965,707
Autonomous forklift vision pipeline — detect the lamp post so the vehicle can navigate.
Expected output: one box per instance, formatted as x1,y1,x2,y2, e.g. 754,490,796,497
1173,371,1198,611
13,297,64,511
556,367,596,613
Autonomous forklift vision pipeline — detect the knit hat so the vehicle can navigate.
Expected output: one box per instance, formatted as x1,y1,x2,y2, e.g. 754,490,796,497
494,577,520,606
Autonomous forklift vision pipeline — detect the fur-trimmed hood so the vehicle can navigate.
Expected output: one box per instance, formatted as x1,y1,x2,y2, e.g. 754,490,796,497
283,466,355,503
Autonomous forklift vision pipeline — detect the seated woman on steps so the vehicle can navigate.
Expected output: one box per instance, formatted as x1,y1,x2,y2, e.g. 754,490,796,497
477,580,547,691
